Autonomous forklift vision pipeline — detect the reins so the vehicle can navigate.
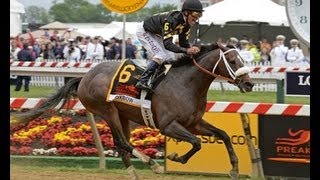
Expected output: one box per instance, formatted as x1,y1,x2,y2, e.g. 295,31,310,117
192,58,235,83
192,48,240,83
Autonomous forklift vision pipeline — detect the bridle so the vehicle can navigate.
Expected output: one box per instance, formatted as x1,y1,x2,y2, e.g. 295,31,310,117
192,48,250,86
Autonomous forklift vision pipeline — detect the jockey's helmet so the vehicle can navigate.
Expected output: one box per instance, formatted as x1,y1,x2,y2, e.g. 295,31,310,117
182,0,204,13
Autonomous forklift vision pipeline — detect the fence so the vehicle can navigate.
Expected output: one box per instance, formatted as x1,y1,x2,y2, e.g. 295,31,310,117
10,59,310,92
10,98,310,178
10,58,310,178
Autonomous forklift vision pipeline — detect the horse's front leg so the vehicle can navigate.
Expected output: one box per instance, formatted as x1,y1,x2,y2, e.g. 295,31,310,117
191,119,239,180
160,120,201,164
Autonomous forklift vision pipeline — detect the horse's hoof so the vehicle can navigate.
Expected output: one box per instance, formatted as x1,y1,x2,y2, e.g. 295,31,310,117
127,165,140,180
166,152,178,161
229,170,239,180
151,164,164,174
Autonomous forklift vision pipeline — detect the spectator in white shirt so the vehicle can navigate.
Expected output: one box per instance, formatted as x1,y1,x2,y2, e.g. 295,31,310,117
63,39,81,62
286,39,305,66
10,40,21,60
238,40,254,64
85,36,104,60
270,35,288,66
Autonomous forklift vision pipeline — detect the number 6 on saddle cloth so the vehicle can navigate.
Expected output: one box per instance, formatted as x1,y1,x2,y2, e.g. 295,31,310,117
106,59,170,128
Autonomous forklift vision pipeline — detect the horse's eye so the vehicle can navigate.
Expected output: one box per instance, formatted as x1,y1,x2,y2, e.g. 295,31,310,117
229,60,236,65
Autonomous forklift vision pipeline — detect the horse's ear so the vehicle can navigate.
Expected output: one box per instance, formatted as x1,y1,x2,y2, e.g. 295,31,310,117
211,42,219,50
211,42,229,51
216,42,227,52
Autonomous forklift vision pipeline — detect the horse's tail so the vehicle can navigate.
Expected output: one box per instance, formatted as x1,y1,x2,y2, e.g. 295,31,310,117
11,77,82,124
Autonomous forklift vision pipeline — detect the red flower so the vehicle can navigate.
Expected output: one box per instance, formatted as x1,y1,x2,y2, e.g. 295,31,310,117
10,146,17,154
17,146,33,155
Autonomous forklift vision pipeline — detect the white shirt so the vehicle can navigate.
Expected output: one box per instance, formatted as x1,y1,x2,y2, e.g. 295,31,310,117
270,45,288,66
85,42,104,60
63,46,81,62
286,47,304,62
286,47,306,67
238,49,254,63
10,47,21,60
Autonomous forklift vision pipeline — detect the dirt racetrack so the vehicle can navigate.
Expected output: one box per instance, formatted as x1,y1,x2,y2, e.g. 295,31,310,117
11,164,245,180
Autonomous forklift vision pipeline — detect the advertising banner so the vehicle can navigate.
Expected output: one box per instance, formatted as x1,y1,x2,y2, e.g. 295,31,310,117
259,115,310,178
165,113,258,175
285,71,310,96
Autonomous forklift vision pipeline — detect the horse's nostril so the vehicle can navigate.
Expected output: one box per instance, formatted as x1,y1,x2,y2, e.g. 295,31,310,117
245,82,254,88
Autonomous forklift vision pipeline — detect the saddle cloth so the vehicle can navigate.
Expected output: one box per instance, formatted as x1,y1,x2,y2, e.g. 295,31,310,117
106,59,160,128
106,59,171,128
106,59,148,107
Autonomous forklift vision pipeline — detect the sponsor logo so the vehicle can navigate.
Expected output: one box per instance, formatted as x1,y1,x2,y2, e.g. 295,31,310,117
101,0,148,14
298,75,310,86
143,32,161,53
276,128,310,146
268,128,310,163
167,135,258,146
114,95,134,103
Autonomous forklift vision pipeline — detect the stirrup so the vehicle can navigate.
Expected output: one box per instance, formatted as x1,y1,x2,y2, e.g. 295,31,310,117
136,82,151,90
136,82,154,93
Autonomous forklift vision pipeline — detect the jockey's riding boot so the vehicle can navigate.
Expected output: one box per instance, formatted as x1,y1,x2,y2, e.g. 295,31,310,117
136,60,159,90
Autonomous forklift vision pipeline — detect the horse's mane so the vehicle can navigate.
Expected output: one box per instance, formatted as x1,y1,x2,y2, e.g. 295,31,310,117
171,43,219,67
170,43,237,67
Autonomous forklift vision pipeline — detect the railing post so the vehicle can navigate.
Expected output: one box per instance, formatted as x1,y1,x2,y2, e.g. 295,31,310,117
276,79,284,103
240,113,265,179
86,111,106,170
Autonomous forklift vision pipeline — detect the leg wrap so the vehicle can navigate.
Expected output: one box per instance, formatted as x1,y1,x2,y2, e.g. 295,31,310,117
127,165,140,180
132,148,150,163
150,162,164,174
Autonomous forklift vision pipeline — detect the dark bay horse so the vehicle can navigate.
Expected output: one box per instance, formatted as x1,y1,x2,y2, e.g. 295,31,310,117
13,43,254,180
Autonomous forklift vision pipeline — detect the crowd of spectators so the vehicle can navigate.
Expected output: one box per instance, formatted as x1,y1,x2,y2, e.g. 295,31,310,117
10,28,150,92
10,28,309,67
10,28,309,91
10,29,145,63
218,35,309,67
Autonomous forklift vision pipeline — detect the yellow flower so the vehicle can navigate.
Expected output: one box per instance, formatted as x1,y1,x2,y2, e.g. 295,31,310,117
96,123,106,129
47,116,63,124
53,126,86,143
79,124,91,131
13,125,47,139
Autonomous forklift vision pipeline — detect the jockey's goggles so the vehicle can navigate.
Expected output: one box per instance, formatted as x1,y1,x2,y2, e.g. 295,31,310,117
190,11,202,19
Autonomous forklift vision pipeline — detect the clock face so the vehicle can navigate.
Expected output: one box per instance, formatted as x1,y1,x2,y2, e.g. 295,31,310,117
285,0,310,47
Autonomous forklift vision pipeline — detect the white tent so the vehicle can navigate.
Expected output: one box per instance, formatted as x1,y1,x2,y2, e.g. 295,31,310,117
73,21,141,41
10,0,25,36
107,21,141,39
199,0,288,26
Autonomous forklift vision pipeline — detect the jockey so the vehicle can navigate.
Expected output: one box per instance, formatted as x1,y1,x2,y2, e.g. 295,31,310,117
135,0,203,91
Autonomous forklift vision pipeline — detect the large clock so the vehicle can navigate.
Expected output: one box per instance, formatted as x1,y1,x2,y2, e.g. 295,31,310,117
285,0,310,47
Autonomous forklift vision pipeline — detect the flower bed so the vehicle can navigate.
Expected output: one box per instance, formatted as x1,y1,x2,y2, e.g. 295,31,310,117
10,112,165,159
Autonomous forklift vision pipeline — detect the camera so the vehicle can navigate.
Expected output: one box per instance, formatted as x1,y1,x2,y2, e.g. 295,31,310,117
68,45,75,54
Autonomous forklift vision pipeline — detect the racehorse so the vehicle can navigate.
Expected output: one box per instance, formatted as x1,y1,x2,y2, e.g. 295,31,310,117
12,43,254,180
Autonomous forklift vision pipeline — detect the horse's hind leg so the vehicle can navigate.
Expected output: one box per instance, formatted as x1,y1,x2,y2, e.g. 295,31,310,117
119,116,164,174
119,118,140,179
192,119,239,180
160,120,201,164
96,103,163,177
